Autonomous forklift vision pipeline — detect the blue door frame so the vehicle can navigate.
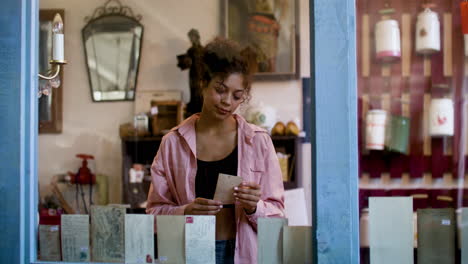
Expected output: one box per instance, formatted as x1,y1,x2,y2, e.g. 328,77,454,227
0,0,358,263
311,1,359,263
0,0,38,263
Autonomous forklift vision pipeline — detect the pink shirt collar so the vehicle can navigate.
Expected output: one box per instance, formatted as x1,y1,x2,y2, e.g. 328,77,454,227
171,113,264,157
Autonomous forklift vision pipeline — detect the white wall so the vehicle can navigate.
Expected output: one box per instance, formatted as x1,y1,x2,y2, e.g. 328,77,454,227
39,0,310,204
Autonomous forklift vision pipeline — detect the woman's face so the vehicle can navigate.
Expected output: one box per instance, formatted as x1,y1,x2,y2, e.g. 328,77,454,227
201,73,246,120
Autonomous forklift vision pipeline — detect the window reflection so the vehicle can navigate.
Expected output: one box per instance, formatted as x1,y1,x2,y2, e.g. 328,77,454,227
357,0,468,263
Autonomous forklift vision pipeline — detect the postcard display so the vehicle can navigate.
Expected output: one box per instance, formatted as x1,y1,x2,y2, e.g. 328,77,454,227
37,206,155,263
358,0,468,263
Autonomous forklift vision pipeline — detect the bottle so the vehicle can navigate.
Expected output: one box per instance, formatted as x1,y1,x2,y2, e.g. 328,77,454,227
134,112,149,136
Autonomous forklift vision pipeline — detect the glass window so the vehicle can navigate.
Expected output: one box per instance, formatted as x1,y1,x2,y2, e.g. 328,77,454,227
357,0,468,262
36,0,312,263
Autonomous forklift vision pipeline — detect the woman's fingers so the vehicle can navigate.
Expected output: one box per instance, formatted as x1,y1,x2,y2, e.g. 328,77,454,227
192,203,223,211
192,198,223,213
195,197,223,206
234,192,259,202
236,198,258,211
232,182,261,213
192,209,221,215
239,182,261,190
234,187,261,197
185,198,224,215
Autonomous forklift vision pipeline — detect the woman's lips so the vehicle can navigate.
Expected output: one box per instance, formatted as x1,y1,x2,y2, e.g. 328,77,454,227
217,107,230,114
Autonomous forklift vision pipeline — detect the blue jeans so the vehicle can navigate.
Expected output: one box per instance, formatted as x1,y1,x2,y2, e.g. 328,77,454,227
216,240,235,264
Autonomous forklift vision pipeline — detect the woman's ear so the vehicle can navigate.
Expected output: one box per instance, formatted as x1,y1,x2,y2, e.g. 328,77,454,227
198,80,206,96
199,80,206,89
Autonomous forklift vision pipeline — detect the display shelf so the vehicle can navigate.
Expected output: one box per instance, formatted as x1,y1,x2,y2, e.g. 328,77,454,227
357,0,467,186
357,0,468,262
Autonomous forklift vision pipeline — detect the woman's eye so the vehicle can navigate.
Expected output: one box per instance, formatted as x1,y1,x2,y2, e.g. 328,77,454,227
233,92,244,101
215,86,225,93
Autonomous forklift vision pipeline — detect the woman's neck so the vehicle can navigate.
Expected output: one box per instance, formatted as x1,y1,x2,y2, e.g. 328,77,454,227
197,112,236,134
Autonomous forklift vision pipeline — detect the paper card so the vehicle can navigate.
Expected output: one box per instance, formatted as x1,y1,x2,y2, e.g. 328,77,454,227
90,205,125,263
157,215,185,264
39,225,61,261
61,215,90,262
213,173,242,204
185,216,215,264
125,214,154,264
284,188,310,226
369,197,413,264
461,209,468,263
258,218,288,264
282,226,312,264
417,208,455,264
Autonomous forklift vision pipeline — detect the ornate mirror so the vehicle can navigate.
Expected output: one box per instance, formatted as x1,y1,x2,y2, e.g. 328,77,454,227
82,0,143,102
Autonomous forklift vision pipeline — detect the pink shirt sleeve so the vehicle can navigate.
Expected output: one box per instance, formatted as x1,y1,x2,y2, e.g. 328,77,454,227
245,132,285,228
146,137,187,223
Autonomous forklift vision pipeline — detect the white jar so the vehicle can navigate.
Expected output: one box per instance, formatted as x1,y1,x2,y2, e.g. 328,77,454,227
416,8,441,54
366,110,387,150
375,19,401,62
429,98,454,137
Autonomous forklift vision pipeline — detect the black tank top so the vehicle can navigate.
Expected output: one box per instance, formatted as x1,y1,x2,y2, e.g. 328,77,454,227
195,146,238,200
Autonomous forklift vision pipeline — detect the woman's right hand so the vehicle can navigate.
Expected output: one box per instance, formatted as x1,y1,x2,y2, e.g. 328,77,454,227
184,198,223,215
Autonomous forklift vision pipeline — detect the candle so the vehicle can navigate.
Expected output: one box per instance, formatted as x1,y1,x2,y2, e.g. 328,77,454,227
375,19,401,62
53,34,64,61
429,98,454,137
416,8,440,54
52,13,64,62
366,110,387,150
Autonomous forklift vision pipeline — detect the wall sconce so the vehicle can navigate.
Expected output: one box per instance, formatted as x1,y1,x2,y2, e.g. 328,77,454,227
38,13,66,97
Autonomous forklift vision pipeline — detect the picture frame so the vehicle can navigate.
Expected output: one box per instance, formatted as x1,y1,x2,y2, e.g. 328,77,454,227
39,9,64,134
221,0,300,80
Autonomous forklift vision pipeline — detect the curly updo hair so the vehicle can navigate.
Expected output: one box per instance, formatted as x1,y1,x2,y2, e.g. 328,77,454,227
200,37,253,102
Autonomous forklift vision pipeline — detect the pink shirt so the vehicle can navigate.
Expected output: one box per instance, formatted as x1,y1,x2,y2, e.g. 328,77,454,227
146,114,285,263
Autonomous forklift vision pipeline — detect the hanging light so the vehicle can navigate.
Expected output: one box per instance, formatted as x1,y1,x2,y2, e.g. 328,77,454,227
38,13,67,97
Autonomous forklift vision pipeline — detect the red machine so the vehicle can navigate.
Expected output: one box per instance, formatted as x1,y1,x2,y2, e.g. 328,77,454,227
68,154,96,185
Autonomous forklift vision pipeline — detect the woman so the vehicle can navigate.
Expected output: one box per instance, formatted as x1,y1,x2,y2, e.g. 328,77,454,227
146,37,285,264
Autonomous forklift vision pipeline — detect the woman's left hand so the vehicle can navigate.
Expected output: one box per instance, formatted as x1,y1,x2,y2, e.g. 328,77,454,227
234,182,262,214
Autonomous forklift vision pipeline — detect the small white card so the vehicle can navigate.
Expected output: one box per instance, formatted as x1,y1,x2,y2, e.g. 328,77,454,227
185,216,215,264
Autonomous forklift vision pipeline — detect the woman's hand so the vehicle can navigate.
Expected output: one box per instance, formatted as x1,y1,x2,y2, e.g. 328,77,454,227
234,182,262,214
184,198,223,215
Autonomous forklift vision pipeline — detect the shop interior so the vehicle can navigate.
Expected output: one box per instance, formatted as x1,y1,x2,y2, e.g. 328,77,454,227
37,0,313,262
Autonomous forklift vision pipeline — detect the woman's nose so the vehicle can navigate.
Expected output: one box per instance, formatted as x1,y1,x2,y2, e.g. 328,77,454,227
221,94,232,105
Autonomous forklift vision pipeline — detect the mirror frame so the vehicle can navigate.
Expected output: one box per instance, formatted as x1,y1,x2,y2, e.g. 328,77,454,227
81,0,144,102
39,9,63,134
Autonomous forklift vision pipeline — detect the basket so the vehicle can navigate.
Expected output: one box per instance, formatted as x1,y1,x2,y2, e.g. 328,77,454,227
277,153,290,182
